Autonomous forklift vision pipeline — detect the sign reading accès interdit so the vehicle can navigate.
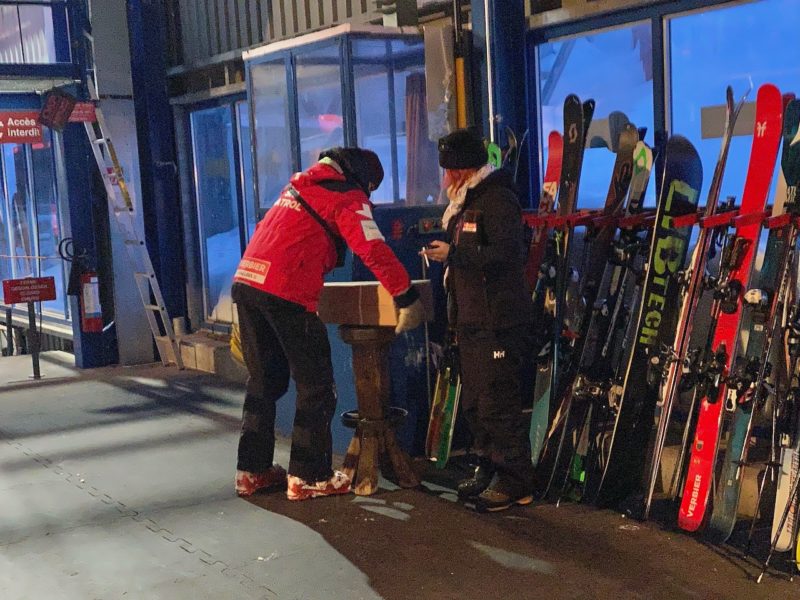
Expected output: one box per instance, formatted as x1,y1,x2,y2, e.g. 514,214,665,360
0,111,44,144
2,277,56,304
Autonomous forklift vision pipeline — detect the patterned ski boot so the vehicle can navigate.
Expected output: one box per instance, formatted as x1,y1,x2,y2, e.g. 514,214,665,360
286,470,351,501
235,465,287,497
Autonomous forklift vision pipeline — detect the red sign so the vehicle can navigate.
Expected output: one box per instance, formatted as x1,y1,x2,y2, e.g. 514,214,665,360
39,89,77,130
2,277,56,304
0,111,43,144
69,102,97,123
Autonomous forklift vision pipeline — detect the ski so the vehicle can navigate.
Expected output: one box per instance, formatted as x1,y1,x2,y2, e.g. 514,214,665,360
553,124,643,501
539,119,639,500
677,83,784,533
425,333,462,467
571,140,654,501
768,101,800,554
532,94,594,492
707,98,800,543
528,130,564,467
527,130,564,288
593,135,703,509
639,86,748,519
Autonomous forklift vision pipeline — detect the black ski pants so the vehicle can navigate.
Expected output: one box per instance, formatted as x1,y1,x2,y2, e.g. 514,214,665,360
458,324,535,494
232,283,336,483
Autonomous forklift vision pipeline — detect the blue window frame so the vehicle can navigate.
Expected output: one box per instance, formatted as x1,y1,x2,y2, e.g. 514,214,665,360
525,0,787,209
245,31,432,216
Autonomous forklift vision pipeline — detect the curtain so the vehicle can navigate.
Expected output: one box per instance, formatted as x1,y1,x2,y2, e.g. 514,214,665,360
404,72,441,205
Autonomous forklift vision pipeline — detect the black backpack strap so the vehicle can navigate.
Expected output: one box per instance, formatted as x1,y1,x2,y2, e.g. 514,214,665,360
286,185,346,267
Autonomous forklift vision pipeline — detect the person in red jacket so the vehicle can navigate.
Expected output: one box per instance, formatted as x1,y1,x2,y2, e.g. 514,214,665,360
233,147,425,500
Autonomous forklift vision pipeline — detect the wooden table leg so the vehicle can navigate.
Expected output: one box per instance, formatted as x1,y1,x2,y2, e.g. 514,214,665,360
338,325,420,495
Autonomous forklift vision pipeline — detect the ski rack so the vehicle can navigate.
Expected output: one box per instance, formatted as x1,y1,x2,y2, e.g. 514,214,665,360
525,208,609,229
673,207,774,229
81,79,184,369
524,208,658,233
618,210,657,230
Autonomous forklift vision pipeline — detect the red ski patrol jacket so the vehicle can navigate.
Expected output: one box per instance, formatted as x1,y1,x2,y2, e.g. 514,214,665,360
233,161,411,312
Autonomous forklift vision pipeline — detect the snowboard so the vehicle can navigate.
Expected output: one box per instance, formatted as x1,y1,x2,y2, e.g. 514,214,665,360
593,135,703,509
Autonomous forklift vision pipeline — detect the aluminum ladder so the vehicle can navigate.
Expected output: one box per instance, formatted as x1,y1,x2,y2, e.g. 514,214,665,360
81,83,184,369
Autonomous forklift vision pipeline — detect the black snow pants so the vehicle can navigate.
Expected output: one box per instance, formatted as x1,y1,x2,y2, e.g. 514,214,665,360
232,282,336,483
457,324,535,494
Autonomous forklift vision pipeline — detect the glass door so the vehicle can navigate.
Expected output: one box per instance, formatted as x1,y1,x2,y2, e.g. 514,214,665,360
0,132,69,320
189,98,254,325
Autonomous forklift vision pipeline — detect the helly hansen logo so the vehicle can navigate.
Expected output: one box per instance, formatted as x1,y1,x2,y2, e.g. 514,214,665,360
493,350,506,359
756,121,767,137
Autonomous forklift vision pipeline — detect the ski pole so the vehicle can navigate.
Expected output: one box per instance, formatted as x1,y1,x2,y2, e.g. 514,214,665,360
421,253,431,408
747,389,781,551
757,462,800,582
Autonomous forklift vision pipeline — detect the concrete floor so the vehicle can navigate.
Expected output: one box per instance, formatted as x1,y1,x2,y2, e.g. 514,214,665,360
0,352,797,600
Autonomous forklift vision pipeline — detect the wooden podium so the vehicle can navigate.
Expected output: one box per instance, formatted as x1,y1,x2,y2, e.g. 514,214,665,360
318,281,431,496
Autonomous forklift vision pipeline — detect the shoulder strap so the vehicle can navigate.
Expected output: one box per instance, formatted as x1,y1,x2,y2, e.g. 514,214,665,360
286,185,346,266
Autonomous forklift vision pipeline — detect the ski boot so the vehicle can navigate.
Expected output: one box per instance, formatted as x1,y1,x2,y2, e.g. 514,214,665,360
235,464,287,497
457,457,495,500
473,475,534,513
286,470,351,501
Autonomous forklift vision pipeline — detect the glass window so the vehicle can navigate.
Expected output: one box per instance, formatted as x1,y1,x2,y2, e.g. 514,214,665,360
295,44,345,170
668,0,800,208
352,38,439,205
0,152,12,283
190,105,241,324
0,3,58,64
236,100,257,240
538,22,654,208
3,144,35,279
353,43,394,202
250,58,292,212
30,131,66,317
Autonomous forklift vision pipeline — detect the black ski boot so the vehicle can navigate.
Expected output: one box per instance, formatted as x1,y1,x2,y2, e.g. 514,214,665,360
457,458,494,500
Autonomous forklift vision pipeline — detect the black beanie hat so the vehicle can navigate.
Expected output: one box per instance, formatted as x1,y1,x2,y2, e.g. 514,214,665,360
438,128,488,169
318,147,384,196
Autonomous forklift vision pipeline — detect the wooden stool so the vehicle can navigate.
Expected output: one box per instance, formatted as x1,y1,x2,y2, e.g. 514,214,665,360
338,325,420,495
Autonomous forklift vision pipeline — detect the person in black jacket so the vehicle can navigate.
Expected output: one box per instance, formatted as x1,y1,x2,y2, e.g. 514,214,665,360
422,128,535,512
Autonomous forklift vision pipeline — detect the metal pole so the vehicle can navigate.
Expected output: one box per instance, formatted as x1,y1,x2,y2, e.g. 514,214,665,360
483,0,495,142
5,308,12,356
27,301,40,379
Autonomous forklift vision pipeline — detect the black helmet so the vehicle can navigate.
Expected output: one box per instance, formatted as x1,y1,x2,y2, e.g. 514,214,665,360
319,147,384,197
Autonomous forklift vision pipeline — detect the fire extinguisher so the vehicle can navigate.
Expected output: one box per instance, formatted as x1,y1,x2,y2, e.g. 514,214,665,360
60,238,103,334
80,270,103,333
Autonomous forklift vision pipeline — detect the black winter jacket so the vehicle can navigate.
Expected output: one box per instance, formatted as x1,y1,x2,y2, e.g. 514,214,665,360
446,169,534,329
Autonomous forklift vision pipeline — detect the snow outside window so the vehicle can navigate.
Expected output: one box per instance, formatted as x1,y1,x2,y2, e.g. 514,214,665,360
537,22,655,209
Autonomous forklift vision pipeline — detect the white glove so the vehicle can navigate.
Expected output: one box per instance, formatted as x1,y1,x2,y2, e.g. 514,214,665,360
395,298,425,334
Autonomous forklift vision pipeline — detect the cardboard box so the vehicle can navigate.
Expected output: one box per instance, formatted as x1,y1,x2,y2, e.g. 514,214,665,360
317,280,433,326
